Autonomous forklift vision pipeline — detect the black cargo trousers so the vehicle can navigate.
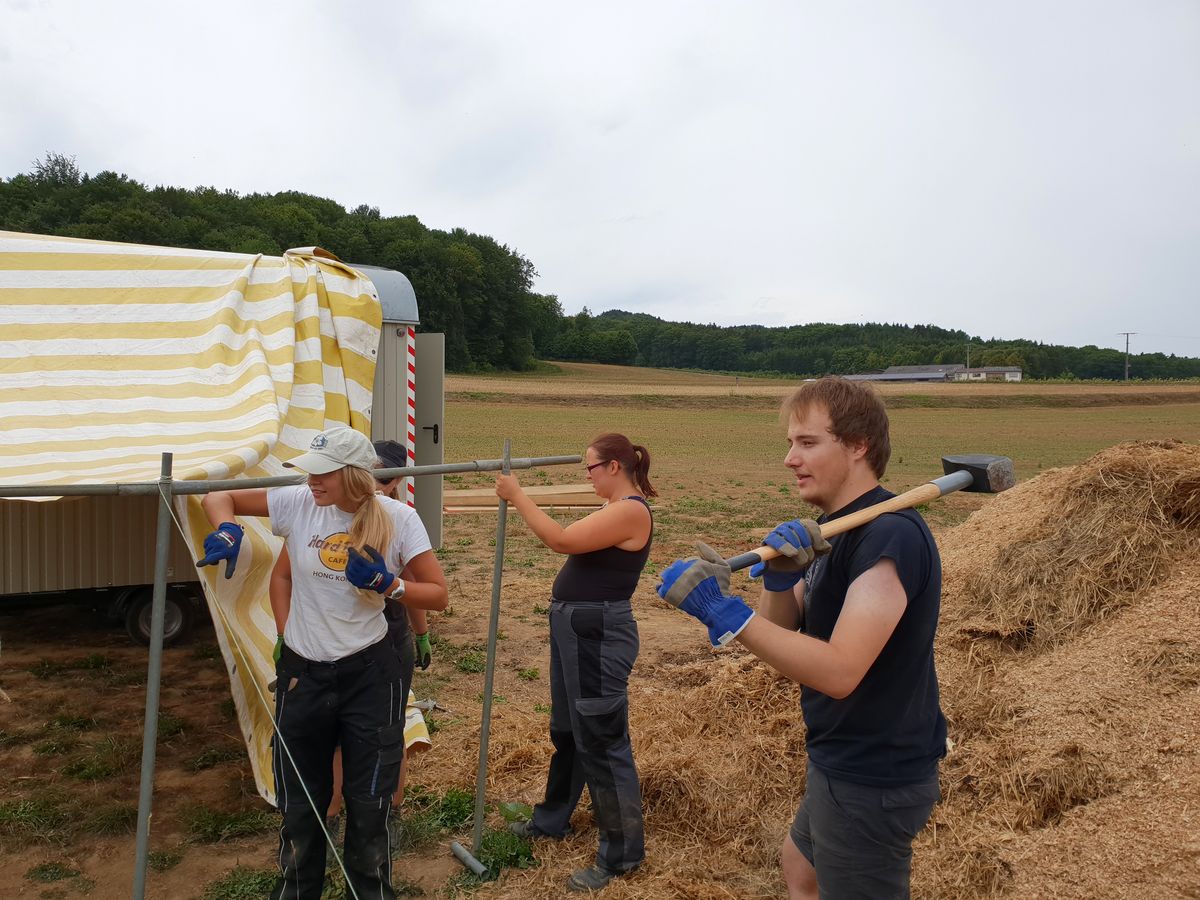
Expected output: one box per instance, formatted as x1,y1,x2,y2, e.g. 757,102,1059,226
271,635,407,900
531,599,645,873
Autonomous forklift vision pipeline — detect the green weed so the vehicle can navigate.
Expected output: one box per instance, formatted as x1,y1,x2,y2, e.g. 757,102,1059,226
0,796,71,844
518,668,539,681
183,806,277,842
0,729,31,747
189,746,244,772
191,643,223,661
157,713,186,739
25,861,80,882
62,736,138,780
455,649,486,674
51,714,98,731
147,845,186,871
29,660,66,679
201,866,278,899
397,785,477,852
33,736,80,756
85,804,138,835
477,826,536,871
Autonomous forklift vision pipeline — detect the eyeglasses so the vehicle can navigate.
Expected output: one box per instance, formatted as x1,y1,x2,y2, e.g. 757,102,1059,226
584,461,609,473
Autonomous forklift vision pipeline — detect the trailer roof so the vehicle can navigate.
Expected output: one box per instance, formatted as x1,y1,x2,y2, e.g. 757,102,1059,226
351,264,418,324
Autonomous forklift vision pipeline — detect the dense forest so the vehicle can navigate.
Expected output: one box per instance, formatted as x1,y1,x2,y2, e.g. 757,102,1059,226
3,156,1197,380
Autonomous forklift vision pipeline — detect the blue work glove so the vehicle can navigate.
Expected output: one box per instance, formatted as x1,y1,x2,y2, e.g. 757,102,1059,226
198,522,244,579
748,518,829,592
345,545,394,593
657,542,755,647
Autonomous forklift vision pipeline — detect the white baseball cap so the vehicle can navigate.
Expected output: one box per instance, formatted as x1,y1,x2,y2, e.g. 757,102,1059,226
284,426,377,474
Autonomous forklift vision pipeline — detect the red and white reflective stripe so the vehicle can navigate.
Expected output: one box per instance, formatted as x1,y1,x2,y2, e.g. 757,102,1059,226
406,326,416,507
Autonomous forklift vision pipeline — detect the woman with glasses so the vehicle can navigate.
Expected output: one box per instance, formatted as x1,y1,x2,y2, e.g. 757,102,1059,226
495,432,656,893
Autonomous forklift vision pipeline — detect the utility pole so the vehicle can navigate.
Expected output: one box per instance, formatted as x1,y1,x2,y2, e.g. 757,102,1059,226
966,339,970,371
1118,332,1136,381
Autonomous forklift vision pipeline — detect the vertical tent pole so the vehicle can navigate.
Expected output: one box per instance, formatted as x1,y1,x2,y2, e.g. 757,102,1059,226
131,452,174,900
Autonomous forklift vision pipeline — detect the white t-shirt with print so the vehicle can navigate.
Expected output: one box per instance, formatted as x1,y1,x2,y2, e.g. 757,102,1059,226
268,485,433,662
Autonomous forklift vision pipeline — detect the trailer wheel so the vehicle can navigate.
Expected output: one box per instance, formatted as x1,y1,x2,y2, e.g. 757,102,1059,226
124,586,194,646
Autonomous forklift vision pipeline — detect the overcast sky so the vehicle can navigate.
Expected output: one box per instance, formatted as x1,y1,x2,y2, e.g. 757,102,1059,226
2,0,1198,358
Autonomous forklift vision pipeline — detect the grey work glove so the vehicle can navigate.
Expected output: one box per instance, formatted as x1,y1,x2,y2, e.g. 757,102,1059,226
658,542,731,609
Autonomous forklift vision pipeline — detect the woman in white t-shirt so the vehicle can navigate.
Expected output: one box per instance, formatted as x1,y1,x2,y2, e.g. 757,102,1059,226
199,425,447,900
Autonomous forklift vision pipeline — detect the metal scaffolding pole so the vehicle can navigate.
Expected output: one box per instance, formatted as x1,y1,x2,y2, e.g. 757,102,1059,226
452,439,512,878
130,453,174,900
0,455,582,499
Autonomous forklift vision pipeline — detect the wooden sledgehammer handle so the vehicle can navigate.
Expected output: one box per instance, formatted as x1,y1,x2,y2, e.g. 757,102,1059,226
725,469,975,572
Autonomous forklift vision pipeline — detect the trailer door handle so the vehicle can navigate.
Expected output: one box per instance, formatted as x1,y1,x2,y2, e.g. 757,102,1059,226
422,424,439,444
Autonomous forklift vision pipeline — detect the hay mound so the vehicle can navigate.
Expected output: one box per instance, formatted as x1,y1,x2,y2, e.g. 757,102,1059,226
942,439,1200,649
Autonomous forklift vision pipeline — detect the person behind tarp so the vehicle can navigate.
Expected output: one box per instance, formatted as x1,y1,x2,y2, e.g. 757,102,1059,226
495,432,655,893
658,377,946,900
372,439,435,675
199,425,448,900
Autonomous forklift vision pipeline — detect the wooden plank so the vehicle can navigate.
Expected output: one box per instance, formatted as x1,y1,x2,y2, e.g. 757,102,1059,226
443,483,601,508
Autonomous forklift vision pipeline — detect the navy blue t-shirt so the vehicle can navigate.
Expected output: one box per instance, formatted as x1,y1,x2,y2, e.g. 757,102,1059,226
800,485,947,787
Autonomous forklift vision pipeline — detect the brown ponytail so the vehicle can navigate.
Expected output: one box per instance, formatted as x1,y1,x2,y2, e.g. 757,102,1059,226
588,433,657,498
631,444,657,498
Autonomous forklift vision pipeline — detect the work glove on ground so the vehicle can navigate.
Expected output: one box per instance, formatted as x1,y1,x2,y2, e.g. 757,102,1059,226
749,518,830,591
657,542,754,647
414,632,432,670
198,522,244,579
345,545,393,593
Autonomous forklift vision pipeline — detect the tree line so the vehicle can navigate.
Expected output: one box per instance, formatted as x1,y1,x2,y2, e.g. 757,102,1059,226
3,155,1196,380
548,310,1200,380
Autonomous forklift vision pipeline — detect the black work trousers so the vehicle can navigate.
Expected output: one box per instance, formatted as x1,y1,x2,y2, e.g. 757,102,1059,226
270,635,407,900
531,599,644,873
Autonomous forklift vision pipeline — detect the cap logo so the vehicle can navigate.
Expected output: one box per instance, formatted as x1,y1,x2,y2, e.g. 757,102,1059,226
311,434,329,450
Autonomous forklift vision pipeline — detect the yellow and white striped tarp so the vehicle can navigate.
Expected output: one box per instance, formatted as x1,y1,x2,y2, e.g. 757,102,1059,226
0,230,383,804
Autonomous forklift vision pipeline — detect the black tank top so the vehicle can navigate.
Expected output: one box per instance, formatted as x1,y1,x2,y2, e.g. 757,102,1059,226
551,497,653,603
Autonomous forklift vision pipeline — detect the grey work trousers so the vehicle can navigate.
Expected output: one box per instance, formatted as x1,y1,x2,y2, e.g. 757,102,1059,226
531,599,645,873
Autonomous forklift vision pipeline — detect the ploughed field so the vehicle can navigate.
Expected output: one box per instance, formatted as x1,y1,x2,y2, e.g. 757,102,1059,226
2,365,1198,898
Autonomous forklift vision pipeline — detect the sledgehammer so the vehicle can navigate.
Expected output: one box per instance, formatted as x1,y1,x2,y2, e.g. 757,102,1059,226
725,454,1016,572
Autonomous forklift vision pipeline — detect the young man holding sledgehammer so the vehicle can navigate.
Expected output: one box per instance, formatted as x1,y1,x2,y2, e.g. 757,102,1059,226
659,377,946,900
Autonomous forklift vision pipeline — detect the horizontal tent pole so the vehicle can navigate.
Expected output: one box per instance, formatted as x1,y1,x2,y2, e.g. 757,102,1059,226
0,455,583,499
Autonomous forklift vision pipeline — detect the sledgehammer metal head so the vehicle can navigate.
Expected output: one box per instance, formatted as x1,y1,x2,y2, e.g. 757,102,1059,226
940,454,1016,494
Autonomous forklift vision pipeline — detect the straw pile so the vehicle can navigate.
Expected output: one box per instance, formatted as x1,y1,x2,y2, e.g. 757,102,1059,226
944,439,1200,648
446,440,1200,898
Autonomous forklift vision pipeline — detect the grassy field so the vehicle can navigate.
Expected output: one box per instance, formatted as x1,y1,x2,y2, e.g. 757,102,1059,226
448,361,1200,402
444,369,1200,556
